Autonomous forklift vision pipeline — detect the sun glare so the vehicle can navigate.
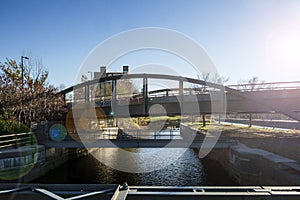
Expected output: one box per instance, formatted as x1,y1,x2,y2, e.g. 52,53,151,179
266,25,300,67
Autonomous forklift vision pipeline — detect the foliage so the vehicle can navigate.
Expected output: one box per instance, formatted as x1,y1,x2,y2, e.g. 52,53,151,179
0,58,66,127
0,120,30,135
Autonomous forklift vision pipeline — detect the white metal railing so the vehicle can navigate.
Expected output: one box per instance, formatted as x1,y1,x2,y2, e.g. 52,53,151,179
227,81,300,92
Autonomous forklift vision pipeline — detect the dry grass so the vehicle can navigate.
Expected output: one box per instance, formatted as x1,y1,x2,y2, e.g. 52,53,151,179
187,122,300,162
186,122,300,138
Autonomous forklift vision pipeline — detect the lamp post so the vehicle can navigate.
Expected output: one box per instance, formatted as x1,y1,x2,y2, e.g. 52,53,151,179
21,56,29,86
88,71,93,80
19,56,29,125
87,71,93,102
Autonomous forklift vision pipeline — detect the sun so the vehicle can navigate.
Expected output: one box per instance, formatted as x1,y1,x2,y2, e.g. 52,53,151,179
266,25,300,67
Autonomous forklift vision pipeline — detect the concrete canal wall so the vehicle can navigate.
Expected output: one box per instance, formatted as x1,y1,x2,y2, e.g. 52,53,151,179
25,147,88,182
0,122,118,183
0,122,89,182
206,144,300,185
181,124,300,185
0,144,88,182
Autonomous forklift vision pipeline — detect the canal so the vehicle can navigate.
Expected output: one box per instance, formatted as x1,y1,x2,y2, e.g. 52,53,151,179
33,147,237,186
34,148,203,185
32,128,237,185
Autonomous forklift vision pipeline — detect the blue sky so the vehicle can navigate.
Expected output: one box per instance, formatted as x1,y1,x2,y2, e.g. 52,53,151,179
1,0,300,88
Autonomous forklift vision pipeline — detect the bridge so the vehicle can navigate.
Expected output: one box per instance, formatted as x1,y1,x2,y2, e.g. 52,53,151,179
60,73,300,120
40,73,300,148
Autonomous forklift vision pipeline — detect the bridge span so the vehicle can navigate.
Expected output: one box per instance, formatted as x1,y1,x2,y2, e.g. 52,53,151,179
60,73,300,122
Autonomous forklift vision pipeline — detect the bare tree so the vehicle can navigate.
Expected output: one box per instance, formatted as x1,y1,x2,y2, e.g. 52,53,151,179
237,76,267,91
0,58,66,127
192,73,229,94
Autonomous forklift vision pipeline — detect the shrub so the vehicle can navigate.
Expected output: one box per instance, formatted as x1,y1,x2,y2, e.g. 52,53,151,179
0,120,30,135
0,120,7,134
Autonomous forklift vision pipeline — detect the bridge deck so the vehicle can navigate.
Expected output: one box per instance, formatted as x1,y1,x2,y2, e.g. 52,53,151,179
43,138,235,148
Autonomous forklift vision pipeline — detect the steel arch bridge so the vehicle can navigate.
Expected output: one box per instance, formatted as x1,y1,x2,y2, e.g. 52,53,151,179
59,73,300,123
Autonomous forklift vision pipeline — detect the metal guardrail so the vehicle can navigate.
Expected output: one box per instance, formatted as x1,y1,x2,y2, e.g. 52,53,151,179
68,87,213,104
0,132,33,149
0,184,118,200
0,184,300,200
227,81,300,92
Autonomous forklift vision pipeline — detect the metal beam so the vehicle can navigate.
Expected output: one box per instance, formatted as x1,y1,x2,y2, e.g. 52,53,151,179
43,139,235,149
1,184,300,200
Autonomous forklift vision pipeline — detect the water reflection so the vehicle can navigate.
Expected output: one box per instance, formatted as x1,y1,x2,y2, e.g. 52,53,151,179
34,148,205,186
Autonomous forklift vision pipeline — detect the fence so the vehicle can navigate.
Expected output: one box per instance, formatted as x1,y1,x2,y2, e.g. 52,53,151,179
227,81,300,92
0,132,33,150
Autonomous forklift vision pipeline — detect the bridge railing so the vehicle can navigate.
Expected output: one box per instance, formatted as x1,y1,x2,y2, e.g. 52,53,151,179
116,128,180,140
68,86,216,104
65,127,180,141
147,87,215,98
227,81,300,92
0,132,34,150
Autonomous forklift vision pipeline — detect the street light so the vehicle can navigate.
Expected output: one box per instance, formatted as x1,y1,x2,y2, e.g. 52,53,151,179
88,71,93,80
21,56,29,86
19,56,28,126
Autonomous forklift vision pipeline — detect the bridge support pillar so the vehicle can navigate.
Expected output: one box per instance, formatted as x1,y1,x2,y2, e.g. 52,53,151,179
143,77,148,115
179,80,183,96
85,85,90,103
202,114,206,127
112,80,117,125
249,114,252,127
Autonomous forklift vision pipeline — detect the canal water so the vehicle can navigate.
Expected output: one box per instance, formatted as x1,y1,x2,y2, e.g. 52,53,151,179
33,148,205,186
33,128,237,186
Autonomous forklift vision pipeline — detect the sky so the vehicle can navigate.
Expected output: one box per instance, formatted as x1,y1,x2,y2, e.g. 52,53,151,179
1,0,300,88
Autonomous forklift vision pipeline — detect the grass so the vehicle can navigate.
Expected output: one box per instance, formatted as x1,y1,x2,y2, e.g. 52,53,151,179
140,116,181,123
186,121,300,162
117,116,300,138
185,121,300,138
